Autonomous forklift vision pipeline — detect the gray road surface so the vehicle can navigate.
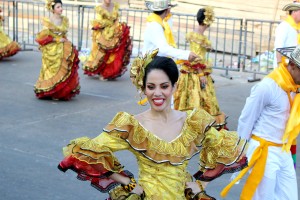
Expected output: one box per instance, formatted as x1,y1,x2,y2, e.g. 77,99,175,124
0,51,299,200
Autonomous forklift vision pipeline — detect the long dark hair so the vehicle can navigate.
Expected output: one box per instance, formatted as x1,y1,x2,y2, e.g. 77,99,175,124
143,56,179,89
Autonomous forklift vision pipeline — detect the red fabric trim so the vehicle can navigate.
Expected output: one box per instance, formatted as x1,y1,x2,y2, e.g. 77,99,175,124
183,61,207,70
291,144,297,154
0,42,21,59
35,35,54,46
60,155,110,177
59,155,132,192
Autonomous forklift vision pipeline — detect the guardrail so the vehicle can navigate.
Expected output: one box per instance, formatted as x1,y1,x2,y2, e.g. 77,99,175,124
1,0,280,76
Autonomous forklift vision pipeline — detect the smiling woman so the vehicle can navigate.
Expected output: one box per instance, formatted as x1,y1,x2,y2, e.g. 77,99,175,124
58,49,248,200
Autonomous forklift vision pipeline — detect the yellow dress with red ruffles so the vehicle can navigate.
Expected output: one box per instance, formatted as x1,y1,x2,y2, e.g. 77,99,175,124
58,109,247,199
34,16,80,100
83,3,132,79
0,18,21,60
174,32,225,127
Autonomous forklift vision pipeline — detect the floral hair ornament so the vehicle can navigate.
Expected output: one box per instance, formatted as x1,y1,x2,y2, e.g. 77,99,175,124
130,49,159,91
203,6,215,26
45,0,56,11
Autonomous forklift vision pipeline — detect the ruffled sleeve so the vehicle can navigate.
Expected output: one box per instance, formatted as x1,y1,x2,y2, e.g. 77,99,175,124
35,29,53,46
58,113,134,192
199,128,247,169
35,17,68,46
186,110,248,181
182,109,246,170
35,18,54,46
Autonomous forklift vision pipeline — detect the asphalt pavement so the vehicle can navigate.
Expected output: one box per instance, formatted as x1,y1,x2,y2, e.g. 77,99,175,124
0,50,299,200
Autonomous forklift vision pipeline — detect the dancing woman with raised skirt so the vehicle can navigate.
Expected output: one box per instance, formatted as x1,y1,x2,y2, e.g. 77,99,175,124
34,0,80,100
83,0,132,80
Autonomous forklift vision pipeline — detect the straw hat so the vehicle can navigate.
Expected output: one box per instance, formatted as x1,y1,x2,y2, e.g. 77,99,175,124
145,0,177,12
282,2,300,11
277,46,300,68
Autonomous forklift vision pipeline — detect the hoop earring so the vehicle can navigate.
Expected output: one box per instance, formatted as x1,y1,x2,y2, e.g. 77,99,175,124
137,92,148,106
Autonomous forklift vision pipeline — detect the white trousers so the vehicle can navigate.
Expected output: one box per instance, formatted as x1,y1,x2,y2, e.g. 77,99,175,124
245,139,298,200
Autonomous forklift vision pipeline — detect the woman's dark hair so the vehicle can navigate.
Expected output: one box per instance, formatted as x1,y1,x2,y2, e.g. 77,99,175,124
197,8,206,25
52,0,63,10
143,56,179,89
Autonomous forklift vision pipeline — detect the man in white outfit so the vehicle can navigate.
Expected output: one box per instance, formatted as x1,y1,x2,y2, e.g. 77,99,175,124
221,46,300,199
142,0,198,62
273,2,300,68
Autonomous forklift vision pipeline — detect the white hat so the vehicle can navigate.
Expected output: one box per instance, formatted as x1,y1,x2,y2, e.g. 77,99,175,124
277,46,300,68
282,2,300,11
145,0,177,12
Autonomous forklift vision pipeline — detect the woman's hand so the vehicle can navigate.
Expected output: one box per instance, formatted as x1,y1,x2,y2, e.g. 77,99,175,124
188,52,200,62
186,181,209,194
108,173,144,195
60,38,67,42
200,76,207,85
200,76,207,89
131,184,144,195
186,182,202,194
54,38,67,43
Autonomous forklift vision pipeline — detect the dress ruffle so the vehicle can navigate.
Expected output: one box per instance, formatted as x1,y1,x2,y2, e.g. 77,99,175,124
0,30,21,60
34,41,80,100
62,136,123,173
0,41,20,59
83,3,132,79
34,16,80,100
62,109,241,169
83,23,132,79
59,109,247,198
103,109,215,165
200,128,247,169
61,109,246,168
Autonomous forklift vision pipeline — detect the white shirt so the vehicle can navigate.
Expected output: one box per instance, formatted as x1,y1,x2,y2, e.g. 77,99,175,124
237,78,292,144
142,21,190,60
273,21,298,68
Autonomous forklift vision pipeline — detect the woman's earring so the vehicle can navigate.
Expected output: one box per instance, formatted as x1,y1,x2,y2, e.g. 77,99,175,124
137,92,148,106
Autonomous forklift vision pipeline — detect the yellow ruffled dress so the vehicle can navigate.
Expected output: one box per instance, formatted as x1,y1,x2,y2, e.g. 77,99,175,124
34,16,80,100
174,32,226,128
83,3,132,79
58,109,247,199
0,15,21,60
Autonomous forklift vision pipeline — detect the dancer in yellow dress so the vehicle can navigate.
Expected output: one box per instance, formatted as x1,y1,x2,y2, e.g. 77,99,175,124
34,0,80,100
58,49,247,200
174,7,227,130
83,0,132,80
0,6,21,60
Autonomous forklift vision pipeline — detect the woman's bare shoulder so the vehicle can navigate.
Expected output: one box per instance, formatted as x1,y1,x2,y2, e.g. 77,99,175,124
173,110,187,121
134,110,149,123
